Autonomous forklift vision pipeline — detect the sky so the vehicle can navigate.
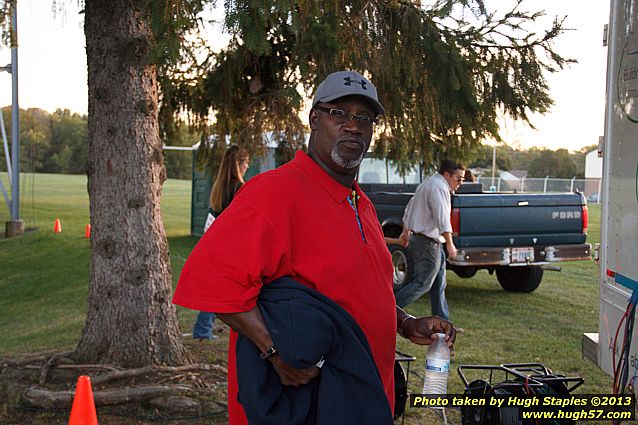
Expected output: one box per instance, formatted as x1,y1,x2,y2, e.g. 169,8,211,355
0,0,611,152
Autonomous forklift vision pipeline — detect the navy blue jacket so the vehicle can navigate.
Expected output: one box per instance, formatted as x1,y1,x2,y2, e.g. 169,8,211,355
236,277,394,425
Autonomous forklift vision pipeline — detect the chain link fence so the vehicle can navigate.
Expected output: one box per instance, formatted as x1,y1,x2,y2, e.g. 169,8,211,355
475,176,602,203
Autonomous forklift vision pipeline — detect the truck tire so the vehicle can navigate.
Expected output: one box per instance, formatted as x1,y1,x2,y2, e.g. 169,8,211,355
390,245,413,291
496,267,543,292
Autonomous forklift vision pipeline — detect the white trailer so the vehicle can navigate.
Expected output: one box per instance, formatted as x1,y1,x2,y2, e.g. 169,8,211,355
592,0,638,393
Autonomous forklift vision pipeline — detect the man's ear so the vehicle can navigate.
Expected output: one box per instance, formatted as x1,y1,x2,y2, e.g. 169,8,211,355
309,109,319,130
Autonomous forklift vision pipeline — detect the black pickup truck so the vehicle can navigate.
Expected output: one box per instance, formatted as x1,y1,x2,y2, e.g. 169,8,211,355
357,157,592,293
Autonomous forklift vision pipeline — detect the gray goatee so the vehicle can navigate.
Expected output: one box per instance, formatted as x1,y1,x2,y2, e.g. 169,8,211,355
330,136,366,169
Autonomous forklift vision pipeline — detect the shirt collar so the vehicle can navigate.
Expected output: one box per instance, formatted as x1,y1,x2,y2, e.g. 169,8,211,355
293,150,363,204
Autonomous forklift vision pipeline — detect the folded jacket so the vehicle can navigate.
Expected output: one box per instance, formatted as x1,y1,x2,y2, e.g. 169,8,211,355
236,276,394,425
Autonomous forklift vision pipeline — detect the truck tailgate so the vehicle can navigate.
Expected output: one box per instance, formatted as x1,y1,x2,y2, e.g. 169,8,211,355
452,193,587,247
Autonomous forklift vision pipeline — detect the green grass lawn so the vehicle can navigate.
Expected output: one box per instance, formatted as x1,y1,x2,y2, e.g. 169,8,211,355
0,172,200,355
0,173,614,420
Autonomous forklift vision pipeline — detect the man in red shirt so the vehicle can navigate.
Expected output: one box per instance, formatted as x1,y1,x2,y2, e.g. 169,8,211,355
173,70,456,425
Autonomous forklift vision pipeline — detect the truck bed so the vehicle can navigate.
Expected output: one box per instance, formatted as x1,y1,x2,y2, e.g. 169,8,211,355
452,193,587,247
360,184,587,249
358,165,590,293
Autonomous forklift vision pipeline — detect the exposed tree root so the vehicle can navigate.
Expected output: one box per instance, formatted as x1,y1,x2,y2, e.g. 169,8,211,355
1,338,231,422
25,363,122,372
2,352,228,414
1,352,55,367
90,363,227,385
38,351,74,385
23,384,193,409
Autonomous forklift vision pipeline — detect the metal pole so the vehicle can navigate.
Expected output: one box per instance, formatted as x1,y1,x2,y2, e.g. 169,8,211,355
0,109,11,185
0,172,9,210
5,3,23,237
491,145,496,188
10,3,18,221
544,175,549,193
0,107,10,216
570,176,575,192
598,178,602,204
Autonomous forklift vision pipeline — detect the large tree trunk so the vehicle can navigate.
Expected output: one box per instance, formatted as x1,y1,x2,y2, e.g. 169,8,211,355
75,0,191,367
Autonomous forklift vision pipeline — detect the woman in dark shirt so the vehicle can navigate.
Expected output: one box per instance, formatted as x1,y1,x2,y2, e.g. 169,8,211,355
193,146,250,340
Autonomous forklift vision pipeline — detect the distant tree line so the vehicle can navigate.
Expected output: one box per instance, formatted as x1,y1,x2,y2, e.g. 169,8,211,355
0,107,197,179
467,144,598,179
0,107,596,180
0,107,88,175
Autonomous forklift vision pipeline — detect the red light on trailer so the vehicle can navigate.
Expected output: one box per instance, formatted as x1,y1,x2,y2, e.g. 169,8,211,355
607,269,616,277
451,208,460,237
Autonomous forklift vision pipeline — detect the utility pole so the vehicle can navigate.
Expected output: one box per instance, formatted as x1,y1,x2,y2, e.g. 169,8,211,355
5,2,22,237
490,144,496,191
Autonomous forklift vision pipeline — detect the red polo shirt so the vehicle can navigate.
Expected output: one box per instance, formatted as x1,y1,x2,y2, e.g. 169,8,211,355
173,150,396,425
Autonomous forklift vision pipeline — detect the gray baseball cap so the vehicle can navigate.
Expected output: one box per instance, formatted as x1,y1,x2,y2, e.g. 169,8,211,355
312,70,385,115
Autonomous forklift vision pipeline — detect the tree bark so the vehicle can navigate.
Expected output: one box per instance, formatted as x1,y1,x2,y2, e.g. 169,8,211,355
75,0,191,367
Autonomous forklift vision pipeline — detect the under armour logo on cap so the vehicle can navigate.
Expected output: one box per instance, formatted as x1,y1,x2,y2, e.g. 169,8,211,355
312,70,384,115
343,76,367,90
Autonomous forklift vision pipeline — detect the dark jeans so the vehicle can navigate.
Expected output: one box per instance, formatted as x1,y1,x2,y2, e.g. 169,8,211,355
393,235,449,320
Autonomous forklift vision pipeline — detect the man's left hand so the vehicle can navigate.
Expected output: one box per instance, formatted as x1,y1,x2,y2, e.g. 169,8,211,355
402,316,457,356
446,243,458,261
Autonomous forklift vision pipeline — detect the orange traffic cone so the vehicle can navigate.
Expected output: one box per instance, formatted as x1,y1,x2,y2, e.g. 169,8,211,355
68,375,98,425
84,224,91,239
53,218,62,233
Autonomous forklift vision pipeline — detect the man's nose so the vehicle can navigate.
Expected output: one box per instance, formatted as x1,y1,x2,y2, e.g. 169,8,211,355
342,118,364,133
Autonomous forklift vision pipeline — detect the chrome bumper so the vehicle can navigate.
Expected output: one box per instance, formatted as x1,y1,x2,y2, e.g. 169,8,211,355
447,243,592,267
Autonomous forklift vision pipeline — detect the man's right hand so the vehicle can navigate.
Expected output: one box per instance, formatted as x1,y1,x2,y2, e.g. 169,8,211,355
399,228,410,247
401,315,457,355
269,355,320,386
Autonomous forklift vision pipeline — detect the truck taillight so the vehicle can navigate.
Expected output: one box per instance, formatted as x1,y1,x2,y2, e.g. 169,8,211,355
582,205,588,234
451,208,460,237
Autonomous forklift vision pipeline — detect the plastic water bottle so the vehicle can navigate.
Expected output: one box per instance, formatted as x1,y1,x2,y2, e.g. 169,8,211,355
422,333,450,395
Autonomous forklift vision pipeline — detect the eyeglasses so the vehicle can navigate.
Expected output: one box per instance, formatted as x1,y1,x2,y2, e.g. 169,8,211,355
314,106,379,126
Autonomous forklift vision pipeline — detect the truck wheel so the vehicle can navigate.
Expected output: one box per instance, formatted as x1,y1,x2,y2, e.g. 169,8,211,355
496,267,543,292
390,245,413,291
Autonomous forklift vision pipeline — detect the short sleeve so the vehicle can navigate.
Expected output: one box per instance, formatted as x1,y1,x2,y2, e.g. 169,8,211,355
173,198,290,313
